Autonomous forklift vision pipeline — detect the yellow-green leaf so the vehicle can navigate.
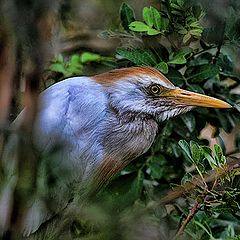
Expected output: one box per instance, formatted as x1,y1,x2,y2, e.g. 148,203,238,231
143,7,153,27
129,21,150,32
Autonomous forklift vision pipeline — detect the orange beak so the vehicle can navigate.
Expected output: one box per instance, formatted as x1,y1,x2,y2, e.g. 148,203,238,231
164,88,232,108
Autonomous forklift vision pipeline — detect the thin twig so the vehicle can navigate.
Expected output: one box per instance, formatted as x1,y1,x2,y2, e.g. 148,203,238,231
175,200,202,238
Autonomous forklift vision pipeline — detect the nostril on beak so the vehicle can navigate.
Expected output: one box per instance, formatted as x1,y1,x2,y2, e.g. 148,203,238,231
180,92,191,96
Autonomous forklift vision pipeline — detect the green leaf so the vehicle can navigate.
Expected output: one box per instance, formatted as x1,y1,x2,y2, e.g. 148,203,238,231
177,0,184,7
131,170,144,197
213,144,226,165
116,48,158,66
147,28,161,35
178,140,192,160
168,55,186,64
190,21,201,28
166,68,185,87
151,7,161,30
143,7,153,27
129,21,150,32
155,62,168,74
120,3,135,31
49,63,66,75
170,3,182,10
187,52,212,67
171,142,182,158
215,110,233,133
80,52,101,63
171,10,182,16
201,146,217,169
193,221,215,239
180,112,196,133
64,54,84,76
190,141,201,163
181,172,193,184
168,48,191,65
161,17,169,31
147,155,166,179
69,54,81,65
183,33,192,43
216,53,234,76
225,8,240,43
186,84,205,94
189,29,203,37
192,5,203,18
178,28,188,35
186,64,219,82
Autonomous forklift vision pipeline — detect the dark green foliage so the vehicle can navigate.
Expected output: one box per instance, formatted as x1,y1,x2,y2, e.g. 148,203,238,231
120,3,135,31
116,48,158,66
7,0,239,239
93,0,240,239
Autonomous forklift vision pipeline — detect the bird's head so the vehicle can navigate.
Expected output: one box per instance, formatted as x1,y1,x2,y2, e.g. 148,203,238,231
93,66,231,122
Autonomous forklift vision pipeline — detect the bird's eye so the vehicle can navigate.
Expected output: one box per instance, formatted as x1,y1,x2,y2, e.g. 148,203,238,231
149,84,162,95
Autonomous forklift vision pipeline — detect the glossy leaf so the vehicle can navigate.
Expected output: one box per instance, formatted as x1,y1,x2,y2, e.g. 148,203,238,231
116,48,158,66
155,61,168,73
180,112,196,133
161,18,169,32
151,7,161,30
186,64,219,82
183,33,192,43
168,48,192,65
166,68,185,87
186,84,205,94
147,28,160,35
80,52,102,63
147,155,166,179
213,144,226,165
181,172,193,184
201,146,217,169
129,21,150,32
49,63,66,75
130,170,144,197
120,3,135,31
178,140,192,160
216,53,234,76
187,52,212,67
143,7,154,27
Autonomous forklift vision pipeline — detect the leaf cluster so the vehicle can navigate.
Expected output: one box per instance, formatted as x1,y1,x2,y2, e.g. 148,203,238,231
29,1,240,238
97,1,240,239
121,0,203,43
48,52,114,77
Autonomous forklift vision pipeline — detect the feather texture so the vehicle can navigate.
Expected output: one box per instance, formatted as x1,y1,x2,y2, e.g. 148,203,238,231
10,66,216,235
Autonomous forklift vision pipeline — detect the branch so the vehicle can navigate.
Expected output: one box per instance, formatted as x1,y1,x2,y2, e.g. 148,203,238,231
153,156,240,206
175,200,202,238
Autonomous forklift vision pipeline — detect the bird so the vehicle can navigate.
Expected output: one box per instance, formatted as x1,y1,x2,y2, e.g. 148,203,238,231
12,66,231,235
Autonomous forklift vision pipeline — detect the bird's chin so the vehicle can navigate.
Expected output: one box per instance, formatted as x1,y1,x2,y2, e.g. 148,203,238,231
155,106,194,123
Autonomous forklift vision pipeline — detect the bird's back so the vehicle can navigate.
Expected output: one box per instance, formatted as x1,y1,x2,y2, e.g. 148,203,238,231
20,76,108,235
34,76,107,180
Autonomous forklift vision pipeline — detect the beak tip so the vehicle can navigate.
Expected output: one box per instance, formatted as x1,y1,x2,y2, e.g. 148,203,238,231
218,102,232,109
225,104,232,109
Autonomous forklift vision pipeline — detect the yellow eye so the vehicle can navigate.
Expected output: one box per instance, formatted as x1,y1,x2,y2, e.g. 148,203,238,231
149,84,162,95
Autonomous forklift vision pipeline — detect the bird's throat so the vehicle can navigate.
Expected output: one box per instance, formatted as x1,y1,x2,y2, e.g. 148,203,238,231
90,110,158,191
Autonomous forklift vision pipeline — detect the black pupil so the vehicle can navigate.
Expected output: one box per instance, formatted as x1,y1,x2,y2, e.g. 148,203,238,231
151,86,159,93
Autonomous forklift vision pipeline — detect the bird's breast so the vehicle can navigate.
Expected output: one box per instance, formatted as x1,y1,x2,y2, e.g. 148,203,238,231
90,115,159,190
